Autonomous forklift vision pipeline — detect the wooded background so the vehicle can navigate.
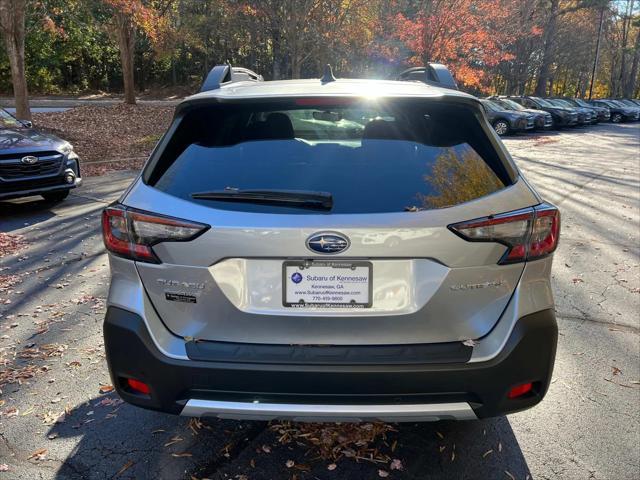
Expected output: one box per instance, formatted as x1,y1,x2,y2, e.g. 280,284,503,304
1,0,639,120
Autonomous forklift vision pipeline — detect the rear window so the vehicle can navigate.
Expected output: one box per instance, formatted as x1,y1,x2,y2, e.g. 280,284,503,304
146,99,510,214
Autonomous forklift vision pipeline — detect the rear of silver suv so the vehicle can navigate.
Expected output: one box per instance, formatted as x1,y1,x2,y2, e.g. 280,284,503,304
102,66,559,422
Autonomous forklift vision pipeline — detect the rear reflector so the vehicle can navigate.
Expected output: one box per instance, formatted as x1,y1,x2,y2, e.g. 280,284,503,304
102,204,208,263
448,202,560,264
508,382,533,399
126,378,151,395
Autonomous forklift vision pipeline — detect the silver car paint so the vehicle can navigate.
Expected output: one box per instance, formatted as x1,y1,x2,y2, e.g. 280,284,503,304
106,247,554,362
122,176,539,345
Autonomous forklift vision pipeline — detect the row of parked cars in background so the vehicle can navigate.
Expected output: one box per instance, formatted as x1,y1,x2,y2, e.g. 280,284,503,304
481,96,640,136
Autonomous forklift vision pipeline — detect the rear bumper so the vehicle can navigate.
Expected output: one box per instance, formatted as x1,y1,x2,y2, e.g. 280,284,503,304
104,306,558,421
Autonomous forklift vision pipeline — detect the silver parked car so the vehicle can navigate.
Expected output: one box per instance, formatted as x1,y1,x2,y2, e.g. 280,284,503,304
102,64,560,422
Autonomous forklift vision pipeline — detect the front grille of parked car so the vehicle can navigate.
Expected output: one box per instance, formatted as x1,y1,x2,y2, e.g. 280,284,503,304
0,152,63,181
544,115,553,126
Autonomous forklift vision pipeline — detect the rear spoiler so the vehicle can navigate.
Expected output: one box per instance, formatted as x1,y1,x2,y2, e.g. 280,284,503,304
201,64,263,92
395,63,458,90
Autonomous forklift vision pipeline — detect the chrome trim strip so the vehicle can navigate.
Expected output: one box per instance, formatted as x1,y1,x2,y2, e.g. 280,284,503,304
180,399,477,422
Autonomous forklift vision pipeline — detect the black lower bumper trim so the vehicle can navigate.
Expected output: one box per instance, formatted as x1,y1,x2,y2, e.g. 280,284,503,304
186,338,472,365
104,307,557,418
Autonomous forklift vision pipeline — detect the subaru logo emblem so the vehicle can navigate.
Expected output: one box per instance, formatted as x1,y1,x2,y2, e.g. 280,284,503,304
21,155,38,165
306,232,350,254
291,272,303,284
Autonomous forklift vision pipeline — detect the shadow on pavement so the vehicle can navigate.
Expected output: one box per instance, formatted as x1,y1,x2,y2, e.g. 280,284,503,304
0,196,59,231
48,396,531,480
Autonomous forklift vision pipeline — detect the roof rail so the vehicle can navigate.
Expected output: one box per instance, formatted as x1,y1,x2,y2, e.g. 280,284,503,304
200,64,263,92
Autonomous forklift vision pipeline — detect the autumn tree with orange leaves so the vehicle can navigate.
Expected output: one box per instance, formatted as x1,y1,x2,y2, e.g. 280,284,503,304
2,0,639,101
389,0,517,90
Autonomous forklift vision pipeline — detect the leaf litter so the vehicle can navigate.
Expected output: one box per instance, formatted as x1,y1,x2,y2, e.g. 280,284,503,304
270,421,401,468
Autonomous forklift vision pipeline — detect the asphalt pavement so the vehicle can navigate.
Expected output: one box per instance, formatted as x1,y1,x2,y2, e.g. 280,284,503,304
0,123,638,480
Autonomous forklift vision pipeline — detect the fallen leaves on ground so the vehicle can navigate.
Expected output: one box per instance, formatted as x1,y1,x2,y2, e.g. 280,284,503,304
0,233,27,259
99,384,114,394
0,363,49,389
33,104,173,169
27,448,48,461
17,343,67,360
271,421,398,466
164,435,184,447
0,274,22,294
116,460,134,476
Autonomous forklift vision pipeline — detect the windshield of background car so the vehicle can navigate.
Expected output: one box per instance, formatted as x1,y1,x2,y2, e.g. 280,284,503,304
498,99,524,111
145,99,511,214
482,100,503,112
0,109,22,129
531,97,553,107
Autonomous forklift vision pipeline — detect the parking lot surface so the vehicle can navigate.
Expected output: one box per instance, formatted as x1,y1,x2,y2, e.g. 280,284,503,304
1,123,639,480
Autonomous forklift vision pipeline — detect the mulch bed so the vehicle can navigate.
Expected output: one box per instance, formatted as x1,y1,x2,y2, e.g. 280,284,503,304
32,104,175,175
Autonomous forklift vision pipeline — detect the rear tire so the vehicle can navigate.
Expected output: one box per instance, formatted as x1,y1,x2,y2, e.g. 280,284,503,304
42,190,70,202
611,113,622,123
492,120,510,136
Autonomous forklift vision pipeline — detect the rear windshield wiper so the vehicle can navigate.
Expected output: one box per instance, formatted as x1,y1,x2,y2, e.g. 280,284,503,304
191,188,333,211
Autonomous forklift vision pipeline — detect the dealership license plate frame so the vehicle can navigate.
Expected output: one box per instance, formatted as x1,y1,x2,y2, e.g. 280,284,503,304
282,260,373,309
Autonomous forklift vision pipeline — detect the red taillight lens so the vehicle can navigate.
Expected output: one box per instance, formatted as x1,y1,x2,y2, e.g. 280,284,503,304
126,378,151,395
448,203,560,264
529,205,560,258
508,382,533,399
102,204,208,263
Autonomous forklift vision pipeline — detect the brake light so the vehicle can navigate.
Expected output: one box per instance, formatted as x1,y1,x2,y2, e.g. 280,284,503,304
102,204,208,263
448,203,560,264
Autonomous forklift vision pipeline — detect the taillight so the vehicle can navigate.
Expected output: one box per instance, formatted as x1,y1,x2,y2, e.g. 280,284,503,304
101,204,208,263
448,202,560,264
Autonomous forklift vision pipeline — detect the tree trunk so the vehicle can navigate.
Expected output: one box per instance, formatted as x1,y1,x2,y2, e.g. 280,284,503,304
272,28,283,79
624,25,640,97
617,0,635,97
534,0,560,96
115,12,136,105
0,0,30,120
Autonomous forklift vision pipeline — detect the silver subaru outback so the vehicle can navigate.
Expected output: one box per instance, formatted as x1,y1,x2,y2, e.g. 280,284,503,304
102,65,560,422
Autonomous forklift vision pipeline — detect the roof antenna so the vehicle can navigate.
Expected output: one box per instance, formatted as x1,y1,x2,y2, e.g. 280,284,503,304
321,64,336,83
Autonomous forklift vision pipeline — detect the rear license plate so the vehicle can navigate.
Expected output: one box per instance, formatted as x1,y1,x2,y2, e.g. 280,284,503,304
283,260,372,308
